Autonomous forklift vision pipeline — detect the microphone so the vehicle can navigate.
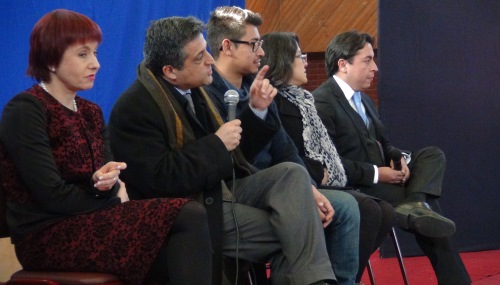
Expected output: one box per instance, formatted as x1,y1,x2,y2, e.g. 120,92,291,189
224,90,240,121
391,150,403,171
223,90,241,274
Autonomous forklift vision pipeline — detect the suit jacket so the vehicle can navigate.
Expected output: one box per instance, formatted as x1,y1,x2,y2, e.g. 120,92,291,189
109,77,280,284
109,79,233,200
313,77,400,187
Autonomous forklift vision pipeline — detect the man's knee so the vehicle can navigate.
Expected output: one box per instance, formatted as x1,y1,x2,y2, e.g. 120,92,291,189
272,161,310,179
420,146,446,163
322,190,360,224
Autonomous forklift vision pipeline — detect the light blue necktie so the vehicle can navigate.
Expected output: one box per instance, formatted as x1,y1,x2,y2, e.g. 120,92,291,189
353,91,369,127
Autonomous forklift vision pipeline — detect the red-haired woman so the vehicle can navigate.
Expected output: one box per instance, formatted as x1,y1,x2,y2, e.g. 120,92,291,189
0,9,211,285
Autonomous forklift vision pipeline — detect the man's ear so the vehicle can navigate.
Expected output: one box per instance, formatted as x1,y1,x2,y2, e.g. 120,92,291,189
338,59,348,73
162,65,177,81
221,39,233,56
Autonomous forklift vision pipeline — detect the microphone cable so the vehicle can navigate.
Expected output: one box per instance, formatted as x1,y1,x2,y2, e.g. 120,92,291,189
229,156,241,285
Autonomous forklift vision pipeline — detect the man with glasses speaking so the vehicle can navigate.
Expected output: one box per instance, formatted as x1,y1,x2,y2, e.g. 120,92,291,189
205,6,265,117
206,6,362,285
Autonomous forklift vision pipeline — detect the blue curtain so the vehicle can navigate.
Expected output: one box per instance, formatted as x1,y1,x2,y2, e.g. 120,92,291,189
0,0,244,121
378,0,500,254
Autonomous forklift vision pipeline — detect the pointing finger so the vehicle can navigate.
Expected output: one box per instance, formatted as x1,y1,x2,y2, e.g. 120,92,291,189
255,65,269,82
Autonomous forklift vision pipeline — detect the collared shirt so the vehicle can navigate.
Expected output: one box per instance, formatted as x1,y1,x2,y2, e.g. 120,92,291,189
174,87,191,98
332,75,378,184
175,87,195,113
333,75,367,114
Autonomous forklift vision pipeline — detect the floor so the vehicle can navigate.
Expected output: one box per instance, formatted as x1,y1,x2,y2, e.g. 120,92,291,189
360,249,500,285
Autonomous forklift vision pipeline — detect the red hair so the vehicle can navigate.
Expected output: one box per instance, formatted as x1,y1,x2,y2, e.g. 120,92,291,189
27,9,102,82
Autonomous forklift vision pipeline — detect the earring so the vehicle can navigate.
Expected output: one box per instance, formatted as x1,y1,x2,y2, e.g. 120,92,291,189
49,67,55,72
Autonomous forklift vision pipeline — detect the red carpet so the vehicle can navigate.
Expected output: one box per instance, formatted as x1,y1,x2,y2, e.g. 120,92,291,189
360,249,500,285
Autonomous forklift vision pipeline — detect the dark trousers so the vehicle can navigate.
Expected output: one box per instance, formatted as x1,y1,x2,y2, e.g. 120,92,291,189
359,147,471,285
346,191,395,282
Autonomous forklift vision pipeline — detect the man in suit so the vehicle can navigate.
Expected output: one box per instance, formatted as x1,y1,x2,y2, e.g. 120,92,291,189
205,7,361,285
313,30,471,285
108,16,335,285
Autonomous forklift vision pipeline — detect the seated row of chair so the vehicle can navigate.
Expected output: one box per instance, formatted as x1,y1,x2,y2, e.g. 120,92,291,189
1,183,408,284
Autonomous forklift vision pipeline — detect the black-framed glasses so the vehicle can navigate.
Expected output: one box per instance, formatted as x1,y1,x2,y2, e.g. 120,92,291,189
295,53,308,63
227,39,264,52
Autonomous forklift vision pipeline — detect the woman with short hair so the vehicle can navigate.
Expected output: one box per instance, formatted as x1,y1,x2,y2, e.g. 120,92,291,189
0,9,211,285
261,32,395,284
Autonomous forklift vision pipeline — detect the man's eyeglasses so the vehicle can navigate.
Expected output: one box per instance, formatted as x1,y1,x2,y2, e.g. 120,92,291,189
224,39,264,52
295,53,308,63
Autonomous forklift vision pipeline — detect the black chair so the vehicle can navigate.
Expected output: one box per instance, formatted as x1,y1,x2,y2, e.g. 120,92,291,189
223,257,270,285
0,182,124,285
366,227,410,285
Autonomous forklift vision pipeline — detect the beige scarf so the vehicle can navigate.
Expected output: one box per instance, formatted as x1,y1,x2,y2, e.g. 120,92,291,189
137,61,224,149
136,62,257,199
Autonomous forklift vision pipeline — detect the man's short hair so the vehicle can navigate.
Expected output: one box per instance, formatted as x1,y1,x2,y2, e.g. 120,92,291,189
206,6,262,59
325,30,375,77
143,16,204,76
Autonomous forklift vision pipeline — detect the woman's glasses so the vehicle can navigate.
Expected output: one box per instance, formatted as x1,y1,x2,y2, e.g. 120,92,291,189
295,53,308,63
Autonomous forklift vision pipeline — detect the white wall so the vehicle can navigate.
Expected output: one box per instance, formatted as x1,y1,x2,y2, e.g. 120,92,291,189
0,238,21,281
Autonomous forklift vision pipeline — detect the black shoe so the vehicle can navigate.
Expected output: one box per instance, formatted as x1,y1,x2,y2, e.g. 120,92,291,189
395,201,456,238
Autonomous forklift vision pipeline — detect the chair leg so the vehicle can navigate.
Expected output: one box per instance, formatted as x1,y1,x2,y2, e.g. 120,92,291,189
390,227,410,285
247,270,254,285
367,259,376,285
244,262,269,285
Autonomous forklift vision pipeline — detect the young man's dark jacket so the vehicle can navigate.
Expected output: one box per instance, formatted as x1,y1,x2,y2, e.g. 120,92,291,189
204,68,306,172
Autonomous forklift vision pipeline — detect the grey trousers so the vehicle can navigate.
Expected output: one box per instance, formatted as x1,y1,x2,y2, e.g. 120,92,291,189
223,162,335,285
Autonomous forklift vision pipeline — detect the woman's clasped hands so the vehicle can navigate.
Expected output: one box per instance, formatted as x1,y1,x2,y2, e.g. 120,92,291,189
92,162,129,202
